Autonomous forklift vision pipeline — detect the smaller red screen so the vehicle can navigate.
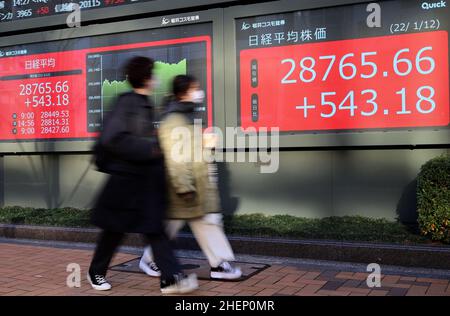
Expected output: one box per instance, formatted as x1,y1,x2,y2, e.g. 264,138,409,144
0,36,212,141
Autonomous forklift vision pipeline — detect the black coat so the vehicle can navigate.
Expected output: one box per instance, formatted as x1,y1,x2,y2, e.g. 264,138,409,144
91,92,167,234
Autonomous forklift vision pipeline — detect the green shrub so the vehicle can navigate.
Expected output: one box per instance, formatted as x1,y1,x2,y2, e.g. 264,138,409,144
417,154,450,243
222,213,425,243
0,207,428,244
0,206,91,228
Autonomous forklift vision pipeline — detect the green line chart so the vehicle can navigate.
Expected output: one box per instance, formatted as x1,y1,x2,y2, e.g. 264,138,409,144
101,59,187,112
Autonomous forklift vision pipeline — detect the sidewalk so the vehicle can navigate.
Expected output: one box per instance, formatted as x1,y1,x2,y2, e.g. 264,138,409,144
1,240,450,296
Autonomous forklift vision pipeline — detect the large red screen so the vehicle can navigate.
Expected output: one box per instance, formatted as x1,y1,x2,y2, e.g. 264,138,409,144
240,31,449,132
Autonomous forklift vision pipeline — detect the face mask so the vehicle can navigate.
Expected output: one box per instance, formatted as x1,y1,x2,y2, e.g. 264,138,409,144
191,90,205,104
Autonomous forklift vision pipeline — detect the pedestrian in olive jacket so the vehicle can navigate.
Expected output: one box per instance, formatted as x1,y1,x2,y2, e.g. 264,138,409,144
139,75,242,280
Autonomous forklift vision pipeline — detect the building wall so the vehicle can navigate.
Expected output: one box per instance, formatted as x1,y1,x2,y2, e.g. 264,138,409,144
2,148,447,222
0,0,448,224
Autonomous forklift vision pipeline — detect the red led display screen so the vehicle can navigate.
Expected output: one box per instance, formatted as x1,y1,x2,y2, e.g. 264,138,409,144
0,24,213,142
236,0,450,134
240,32,449,131
0,0,157,23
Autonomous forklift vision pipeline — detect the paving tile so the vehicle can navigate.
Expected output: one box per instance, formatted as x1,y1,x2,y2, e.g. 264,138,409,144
0,241,448,297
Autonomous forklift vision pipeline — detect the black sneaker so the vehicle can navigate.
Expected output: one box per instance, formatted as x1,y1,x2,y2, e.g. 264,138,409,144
210,262,242,280
160,273,198,294
87,272,112,291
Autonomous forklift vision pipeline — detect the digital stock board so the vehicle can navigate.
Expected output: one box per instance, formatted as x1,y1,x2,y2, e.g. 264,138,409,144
0,0,157,23
0,22,213,143
234,0,450,140
1,0,449,151
0,0,239,34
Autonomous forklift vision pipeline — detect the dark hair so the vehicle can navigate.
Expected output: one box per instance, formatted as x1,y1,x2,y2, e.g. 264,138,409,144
172,75,198,100
124,56,154,89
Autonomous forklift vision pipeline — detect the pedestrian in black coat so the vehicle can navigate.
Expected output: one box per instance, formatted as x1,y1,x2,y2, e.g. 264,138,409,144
88,56,198,295
91,91,166,234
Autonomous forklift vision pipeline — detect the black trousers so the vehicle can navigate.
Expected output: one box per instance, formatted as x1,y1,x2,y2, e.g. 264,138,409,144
89,230,181,281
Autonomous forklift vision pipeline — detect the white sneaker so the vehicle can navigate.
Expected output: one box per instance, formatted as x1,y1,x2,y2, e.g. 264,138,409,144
87,273,112,291
210,262,242,280
139,258,162,277
160,273,199,294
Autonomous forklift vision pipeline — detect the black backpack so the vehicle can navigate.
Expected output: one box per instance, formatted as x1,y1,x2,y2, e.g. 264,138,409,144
91,97,121,174
92,141,112,174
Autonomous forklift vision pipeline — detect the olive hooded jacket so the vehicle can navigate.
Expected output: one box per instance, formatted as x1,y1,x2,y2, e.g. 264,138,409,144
159,100,220,219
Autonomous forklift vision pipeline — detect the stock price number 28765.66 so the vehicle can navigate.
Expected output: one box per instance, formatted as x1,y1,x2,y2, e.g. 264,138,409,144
19,81,70,108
